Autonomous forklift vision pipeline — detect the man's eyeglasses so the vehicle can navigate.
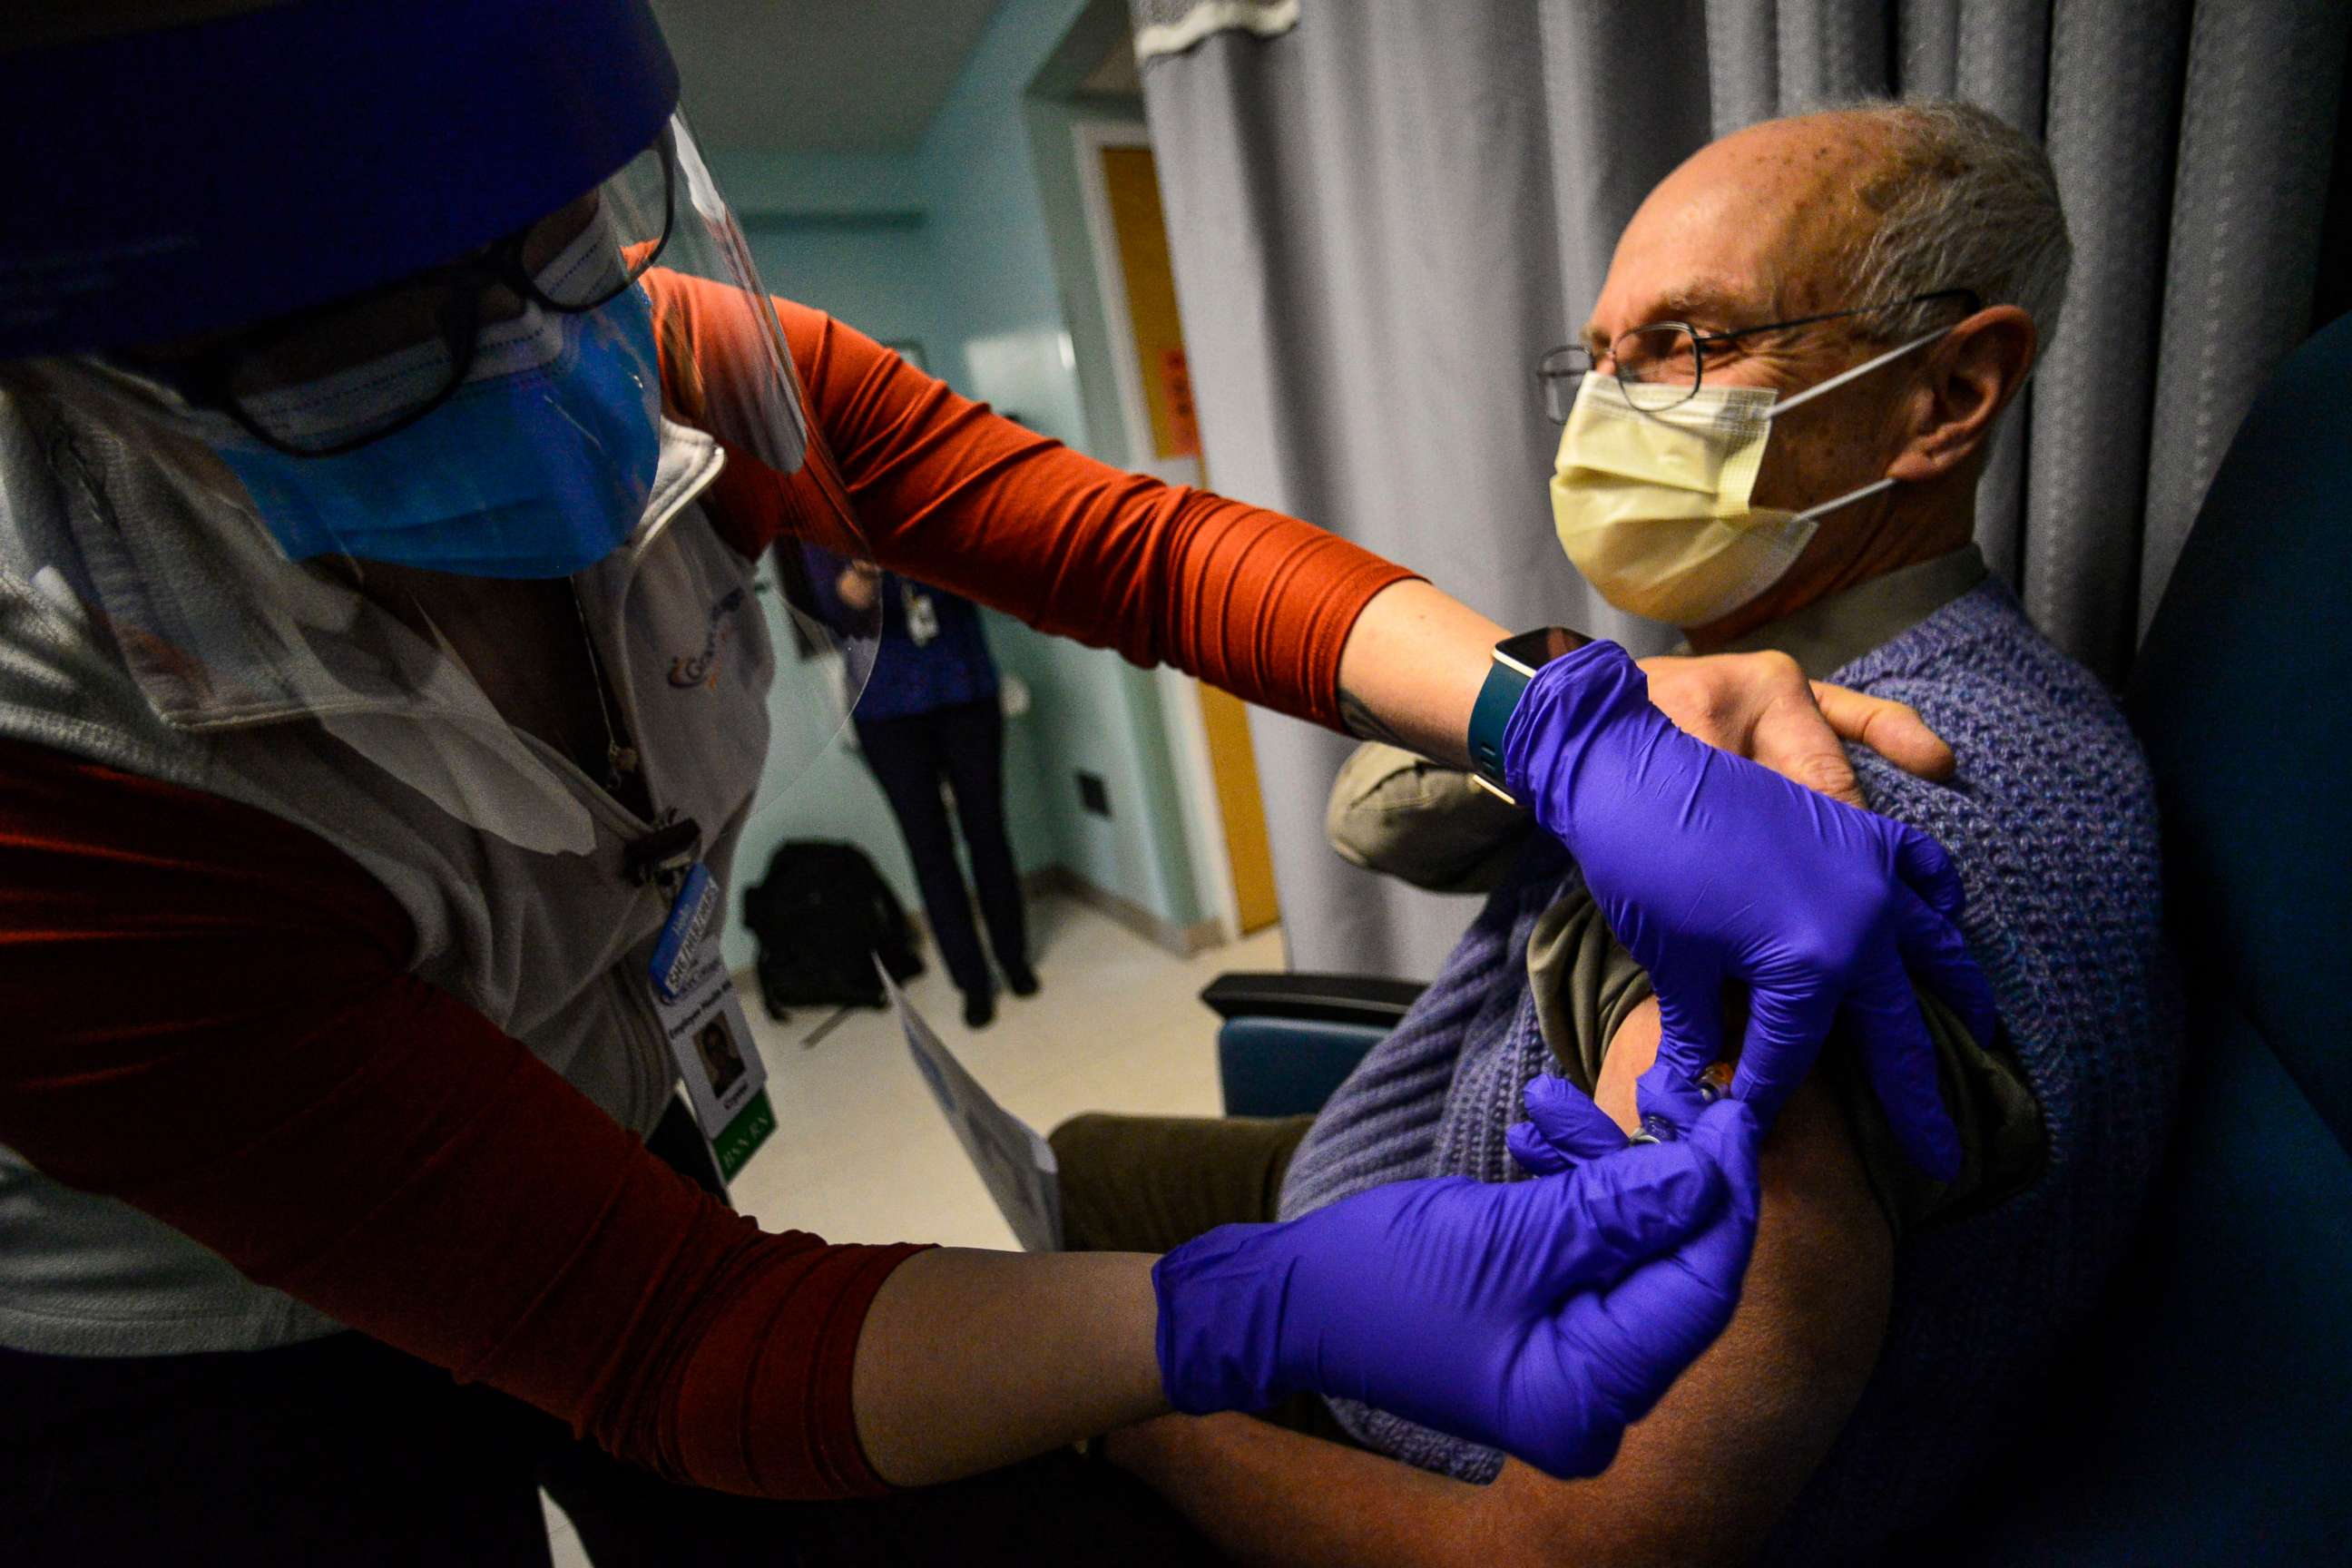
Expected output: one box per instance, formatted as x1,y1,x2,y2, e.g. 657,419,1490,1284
1536,288,1979,419
148,131,679,458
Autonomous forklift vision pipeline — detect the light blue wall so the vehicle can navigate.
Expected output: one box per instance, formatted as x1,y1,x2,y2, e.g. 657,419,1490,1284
715,0,1210,971
704,149,928,220
911,0,1096,441
740,214,947,356
717,181,1059,969
912,0,1203,928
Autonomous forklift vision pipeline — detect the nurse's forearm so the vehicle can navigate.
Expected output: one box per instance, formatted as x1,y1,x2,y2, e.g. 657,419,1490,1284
850,1246,1167,1486
1333,580,1957,806
1335,580,1508,766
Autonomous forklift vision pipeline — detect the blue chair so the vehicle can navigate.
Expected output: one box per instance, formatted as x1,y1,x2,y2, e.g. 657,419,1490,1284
1207,312,2352,1559
1925,310,2352,1561
1200,971,1422,1118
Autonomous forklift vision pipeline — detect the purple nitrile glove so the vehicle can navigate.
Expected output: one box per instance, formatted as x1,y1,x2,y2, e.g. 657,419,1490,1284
1505,1063,1731,1181
1503,641,1984,1181
1153,1096,1761,1479
1502,1071,1761,1450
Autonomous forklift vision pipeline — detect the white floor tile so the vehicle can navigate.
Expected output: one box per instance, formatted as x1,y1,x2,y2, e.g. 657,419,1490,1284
727,894,1279,1248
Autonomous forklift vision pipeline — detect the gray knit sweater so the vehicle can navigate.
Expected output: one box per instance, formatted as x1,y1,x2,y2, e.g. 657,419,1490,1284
1279,579,2180,1563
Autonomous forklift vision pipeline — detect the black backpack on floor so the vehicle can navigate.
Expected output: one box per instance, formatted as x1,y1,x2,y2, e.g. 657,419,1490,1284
742,838,923,1017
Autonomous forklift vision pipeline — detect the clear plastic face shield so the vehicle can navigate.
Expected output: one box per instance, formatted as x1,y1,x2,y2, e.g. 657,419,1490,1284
10,111,877,855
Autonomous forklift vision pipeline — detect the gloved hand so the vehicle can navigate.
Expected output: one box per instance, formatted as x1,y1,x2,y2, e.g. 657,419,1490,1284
1504,642,1994,1181
1505,1061,1731,1177
1499,1068,1760,1461
1153,1095,1761,1478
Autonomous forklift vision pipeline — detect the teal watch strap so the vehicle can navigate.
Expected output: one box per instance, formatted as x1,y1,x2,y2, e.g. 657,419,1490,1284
1466,627,1592,802
1467,661,1533,793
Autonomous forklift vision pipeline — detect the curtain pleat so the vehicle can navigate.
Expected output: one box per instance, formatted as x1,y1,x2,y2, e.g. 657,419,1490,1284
1896,0,1960,97
2024,0,2190,674
2140,0,2349,635
1943,1,2051,584
1774,0,1888,112
1706,0,1783,132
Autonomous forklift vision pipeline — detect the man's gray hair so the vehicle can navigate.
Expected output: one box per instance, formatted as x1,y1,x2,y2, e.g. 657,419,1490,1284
1816,99,2073,353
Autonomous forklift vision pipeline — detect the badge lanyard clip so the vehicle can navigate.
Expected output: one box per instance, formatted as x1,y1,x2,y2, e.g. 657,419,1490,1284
625,814,703,895
631,815,775,1181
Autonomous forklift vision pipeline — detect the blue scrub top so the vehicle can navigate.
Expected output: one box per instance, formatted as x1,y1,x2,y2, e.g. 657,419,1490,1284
804,547,999,722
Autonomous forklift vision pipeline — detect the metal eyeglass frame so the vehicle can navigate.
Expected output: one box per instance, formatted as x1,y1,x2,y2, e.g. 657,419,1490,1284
1536,287,1981,420
165,128,680,459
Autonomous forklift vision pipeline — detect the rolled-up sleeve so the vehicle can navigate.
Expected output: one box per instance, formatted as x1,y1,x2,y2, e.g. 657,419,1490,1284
1324,743,1533,894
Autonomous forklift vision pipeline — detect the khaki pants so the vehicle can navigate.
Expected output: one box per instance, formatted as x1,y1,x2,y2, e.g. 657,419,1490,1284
1050,1112,1314,1251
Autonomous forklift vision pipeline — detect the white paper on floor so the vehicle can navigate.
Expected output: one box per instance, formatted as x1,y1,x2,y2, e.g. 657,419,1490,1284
879,960,1064,1251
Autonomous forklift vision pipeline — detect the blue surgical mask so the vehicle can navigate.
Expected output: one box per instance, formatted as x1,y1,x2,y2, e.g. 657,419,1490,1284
211,276,664,580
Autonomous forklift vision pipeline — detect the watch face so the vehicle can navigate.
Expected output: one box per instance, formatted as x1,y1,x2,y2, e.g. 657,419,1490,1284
1494,626,1592,676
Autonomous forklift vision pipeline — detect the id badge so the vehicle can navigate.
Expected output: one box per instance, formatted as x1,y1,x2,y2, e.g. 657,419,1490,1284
649,863,774,1181
903,583,939,647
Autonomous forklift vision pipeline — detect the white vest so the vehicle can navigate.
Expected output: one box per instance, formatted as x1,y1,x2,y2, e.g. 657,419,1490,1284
0,386,776,1355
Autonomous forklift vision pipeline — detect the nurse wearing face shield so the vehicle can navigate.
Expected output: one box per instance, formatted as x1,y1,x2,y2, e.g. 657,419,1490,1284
0,2,1989,1557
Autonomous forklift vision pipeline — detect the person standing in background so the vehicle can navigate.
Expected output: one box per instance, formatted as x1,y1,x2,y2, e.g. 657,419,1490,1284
816,551,1034,1028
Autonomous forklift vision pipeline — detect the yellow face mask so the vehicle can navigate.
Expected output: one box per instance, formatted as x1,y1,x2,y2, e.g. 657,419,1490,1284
1548,328,1948,625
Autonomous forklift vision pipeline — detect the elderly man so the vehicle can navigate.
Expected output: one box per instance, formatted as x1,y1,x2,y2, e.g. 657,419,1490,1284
1051,99,2178,1564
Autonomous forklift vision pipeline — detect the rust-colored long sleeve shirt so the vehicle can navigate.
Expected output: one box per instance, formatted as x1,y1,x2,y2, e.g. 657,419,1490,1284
0,286,1413,1498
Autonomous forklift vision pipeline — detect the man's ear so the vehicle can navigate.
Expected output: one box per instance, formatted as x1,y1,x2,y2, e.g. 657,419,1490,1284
1886,305,2036,483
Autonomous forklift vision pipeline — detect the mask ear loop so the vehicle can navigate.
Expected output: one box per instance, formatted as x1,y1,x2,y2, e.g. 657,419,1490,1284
1765,324,1953,419
1788,474,1898,524
1766,324,1954,522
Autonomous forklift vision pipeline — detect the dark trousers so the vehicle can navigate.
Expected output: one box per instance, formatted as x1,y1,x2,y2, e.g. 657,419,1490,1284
2,1102,1220,1566
856,697,1027,998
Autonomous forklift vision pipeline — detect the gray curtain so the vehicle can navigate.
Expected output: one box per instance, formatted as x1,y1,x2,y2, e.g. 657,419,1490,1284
1136,0,2347,979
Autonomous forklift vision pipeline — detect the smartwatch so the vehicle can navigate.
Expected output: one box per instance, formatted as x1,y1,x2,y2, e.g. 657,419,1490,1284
1466,626,1592,804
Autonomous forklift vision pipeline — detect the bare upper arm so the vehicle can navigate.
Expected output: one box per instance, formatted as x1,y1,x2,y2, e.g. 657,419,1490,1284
1469,998,1895,1567
1111,997,1899,1568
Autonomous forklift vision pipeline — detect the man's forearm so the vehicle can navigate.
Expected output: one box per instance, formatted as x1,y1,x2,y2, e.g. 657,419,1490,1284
852,1248,1166,1486
1108,1411,1510,1568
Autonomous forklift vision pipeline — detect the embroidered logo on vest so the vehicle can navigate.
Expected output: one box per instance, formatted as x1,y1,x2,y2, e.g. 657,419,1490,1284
668,587,747,689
